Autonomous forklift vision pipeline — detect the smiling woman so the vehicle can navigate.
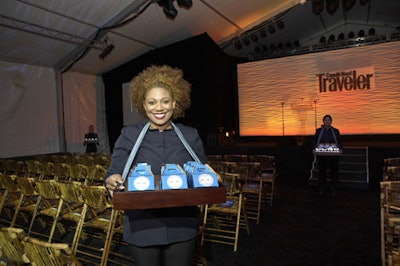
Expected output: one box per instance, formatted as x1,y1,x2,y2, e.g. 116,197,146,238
104,65,208,266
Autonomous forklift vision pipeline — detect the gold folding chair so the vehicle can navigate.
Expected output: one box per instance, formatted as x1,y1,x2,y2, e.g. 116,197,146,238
201,172,249,252
78,185,128,266
21,233,82,265
56,180,87,253
0,174,24,225
31,179,66,242
86,164,107,185
11,176,42,230
0,227,30,264
381,181,400,266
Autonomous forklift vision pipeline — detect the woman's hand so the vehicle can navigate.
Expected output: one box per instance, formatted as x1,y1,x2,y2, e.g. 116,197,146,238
105,174,124,197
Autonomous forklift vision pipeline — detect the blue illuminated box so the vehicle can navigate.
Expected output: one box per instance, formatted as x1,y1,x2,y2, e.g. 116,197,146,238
160,164,188,190
128,163,155,191
184,161,219,188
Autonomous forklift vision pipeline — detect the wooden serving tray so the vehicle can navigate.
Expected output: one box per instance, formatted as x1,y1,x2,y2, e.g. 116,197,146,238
113,187,227,210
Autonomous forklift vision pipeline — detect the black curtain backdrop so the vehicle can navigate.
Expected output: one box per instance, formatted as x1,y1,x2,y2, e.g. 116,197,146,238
102,33,241,151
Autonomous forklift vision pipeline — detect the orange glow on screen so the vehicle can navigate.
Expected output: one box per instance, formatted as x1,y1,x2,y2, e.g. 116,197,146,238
237,42,400,136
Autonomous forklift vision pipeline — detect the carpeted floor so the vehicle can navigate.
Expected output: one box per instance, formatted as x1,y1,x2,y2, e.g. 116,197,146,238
202,176,381,266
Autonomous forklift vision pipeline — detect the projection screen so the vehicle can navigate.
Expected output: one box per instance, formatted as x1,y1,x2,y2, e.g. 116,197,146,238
237,41,400,136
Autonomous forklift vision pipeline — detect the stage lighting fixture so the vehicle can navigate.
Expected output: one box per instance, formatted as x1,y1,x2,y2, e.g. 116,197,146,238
259,29,267,38
319,36,326,43
99,43,115,60
157,0,178,19
276,20,285,29
243,37,250,46
338,32,345,40
368,27,376,35
312,0,323,15
357,29,365,37
177,0,192,8
326,0,339,15
234,40,242,50
348,31,355,38
343,0,356,11
329,34,335,42
250,34,258,42
268,25,276,34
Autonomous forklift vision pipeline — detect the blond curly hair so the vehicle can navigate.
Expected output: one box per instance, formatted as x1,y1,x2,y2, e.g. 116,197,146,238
130,65,191,120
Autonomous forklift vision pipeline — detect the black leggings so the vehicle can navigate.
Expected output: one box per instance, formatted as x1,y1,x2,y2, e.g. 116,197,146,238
129,238,196,266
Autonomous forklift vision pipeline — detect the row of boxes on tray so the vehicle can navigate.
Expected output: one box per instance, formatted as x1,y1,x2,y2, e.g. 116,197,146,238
128,162,219,191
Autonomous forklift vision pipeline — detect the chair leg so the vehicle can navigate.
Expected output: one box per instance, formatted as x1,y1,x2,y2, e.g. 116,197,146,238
100,209,119,266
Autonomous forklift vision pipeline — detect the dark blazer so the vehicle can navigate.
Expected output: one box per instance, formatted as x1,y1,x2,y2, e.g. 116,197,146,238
105,122,206,247
314,126,342,149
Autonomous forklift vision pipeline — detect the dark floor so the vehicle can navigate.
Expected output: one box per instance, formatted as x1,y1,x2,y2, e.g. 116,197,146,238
202,175,381,266
1,173,381,266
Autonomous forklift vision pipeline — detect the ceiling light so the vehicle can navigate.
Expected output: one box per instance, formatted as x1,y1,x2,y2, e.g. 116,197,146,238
259,29,267,38
276,20,285,29
99,38,115,60
250,34,258,42
234,40,242,50
268,25,276,34
157,0,178,19
177,0,192,8
312,0,324,15
368,28,376,35
326,0,339,15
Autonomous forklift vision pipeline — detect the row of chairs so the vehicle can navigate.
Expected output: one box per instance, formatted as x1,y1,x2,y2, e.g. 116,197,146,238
0,171,130,265
0,226,81,265
383,157,400,181
380,157,400,265
207,154,278,223
201,155,278,252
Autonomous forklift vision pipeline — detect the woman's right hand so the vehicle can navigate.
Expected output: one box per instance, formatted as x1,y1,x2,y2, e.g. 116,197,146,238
105,174,124,197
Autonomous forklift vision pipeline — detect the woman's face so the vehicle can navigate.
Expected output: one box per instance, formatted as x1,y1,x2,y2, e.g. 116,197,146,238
143,87,176,131
323,116,332,127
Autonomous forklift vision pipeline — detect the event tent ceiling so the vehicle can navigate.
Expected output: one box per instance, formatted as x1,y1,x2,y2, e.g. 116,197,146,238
0,0,399,75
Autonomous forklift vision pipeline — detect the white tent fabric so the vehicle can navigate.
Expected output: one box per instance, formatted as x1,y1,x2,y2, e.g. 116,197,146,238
0,60,109,158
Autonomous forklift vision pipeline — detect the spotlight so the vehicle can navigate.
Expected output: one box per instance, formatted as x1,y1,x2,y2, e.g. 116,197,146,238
99,44,114,60
348,31,355,38
326,0,339,15
259,29,267,38
338,32,345,40
250,34,258,42
312,0,323,15
358,30,365,37
99,37,115,60
329,34,335,42
157,0,178,19
268,25,276,34
343,0,356,11
234,40,242,50
177,0,192,8
276,20,285,29
319,36,326,43
368,27,376,35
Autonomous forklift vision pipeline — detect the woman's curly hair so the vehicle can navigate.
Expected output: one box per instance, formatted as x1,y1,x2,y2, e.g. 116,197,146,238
130,65,191,120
